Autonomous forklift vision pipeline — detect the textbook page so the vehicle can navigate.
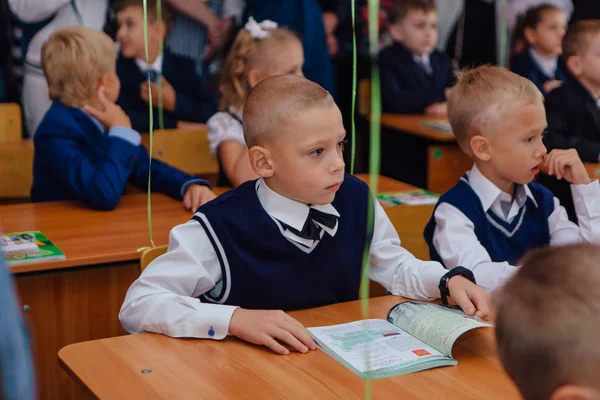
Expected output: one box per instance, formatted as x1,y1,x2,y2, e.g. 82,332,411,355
307,319,454,379
388,301,493,356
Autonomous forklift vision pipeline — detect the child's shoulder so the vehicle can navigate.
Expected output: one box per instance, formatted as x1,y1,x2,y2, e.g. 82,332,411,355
35,102,87,140
527,182,555,211
436,176,482,209
198,180,258,212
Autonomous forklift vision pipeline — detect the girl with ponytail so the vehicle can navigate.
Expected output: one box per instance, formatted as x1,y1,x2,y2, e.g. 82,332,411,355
207,18,304,187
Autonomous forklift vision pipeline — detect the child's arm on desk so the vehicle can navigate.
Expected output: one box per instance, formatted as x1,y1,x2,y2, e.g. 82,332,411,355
368,201,490,319
119,219,316,354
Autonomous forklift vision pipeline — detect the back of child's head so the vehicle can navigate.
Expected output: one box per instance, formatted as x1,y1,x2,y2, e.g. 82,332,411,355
219,19,302,111
390,0,436,24
42,26,115,108
495,244,600,400
448,65,542,157
512,4,564,49
563,20,600,60
243,74,334,148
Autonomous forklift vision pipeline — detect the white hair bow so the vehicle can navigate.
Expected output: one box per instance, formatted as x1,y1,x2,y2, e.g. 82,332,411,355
244,17,278,39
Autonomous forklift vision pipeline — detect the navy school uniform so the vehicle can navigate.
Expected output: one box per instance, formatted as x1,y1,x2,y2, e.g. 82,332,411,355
510,50,567,93
379,42,454,114
116,49,217,133
423,174,555,267
31,101,208,210
193,174,371,310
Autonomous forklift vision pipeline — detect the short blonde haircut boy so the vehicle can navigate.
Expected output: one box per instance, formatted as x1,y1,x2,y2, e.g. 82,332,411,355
42,26,116,108
563,20,600,59
448,65,542,157
496,244,600,400
243,75,335,148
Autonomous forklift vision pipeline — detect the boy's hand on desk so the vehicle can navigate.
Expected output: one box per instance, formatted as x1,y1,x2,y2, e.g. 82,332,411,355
84,87,132,129
183,185,216,211
447,277,491,320
229,308,318,355
140,77,176,112
543,149,591,185
425,102,448,116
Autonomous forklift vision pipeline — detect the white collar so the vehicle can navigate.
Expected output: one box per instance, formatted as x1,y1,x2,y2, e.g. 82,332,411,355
467,164,538,212
135,53,163,74
413,53,431,65
255,178,340,244
227,106,243,120
529,48,558,78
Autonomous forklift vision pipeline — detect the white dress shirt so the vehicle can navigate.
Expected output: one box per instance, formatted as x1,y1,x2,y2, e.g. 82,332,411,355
135,53,164,75
413,54,433,75
433,164,600,291
119,178,449,339
529,49,559,79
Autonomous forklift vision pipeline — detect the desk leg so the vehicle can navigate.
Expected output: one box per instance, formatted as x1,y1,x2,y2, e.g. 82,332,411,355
15,261,140,400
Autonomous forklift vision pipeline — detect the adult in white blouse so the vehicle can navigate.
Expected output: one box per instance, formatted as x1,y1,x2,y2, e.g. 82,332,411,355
9,0,108,136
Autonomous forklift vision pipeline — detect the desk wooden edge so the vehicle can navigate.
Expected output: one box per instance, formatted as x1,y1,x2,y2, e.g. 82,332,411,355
380,114,456,143
58,346,100,400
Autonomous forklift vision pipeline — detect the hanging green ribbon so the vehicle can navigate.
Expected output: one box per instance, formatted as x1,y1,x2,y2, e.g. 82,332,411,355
143,0,155,248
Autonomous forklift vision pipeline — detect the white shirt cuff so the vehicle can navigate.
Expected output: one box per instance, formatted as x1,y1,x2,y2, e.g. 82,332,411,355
108,127,142,146
571,180,600,217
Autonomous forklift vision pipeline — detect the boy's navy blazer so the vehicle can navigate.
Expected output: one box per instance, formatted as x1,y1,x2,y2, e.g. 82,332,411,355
116,49,216,133
31,101,203,210
379,42,454,114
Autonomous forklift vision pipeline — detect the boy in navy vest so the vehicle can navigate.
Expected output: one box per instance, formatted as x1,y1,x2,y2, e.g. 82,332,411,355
32,26,215,211
424,66,600,292
115,0,216,133
379,0,454,115
120,75,490,355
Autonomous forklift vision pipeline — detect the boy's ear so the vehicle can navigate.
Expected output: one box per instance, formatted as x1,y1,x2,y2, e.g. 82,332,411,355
551,385,597,400
152,20,167,40
566,55,583,77
523,27,536,47
470,135,492,162
388,23,404,43
248,146,274,178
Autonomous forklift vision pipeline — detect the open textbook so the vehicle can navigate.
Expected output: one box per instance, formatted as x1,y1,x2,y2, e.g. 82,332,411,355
377,189,439,206
307,301,492,379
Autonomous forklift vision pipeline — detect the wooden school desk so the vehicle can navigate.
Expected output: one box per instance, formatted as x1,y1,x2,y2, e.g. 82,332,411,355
59,295,519,400
586,163,600,180
1,194,191,399
379,114,471,194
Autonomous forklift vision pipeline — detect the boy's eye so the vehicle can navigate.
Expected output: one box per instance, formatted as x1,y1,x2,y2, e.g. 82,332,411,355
526,136,534,143
309,148,324,157
337,140,348,151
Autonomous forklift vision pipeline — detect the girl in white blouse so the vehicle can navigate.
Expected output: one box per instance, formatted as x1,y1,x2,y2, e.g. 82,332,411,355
207,18,304,186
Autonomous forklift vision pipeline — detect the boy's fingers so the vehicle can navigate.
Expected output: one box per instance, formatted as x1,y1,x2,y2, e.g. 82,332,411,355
281,317,317,350
263,336,289,355
449,287,476,316
272,328,308,354
183,191,191,209
468,288,491,318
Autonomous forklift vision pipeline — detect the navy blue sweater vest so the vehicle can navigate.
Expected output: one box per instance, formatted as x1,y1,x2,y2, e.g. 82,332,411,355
194,174,372,310
424,176,555,266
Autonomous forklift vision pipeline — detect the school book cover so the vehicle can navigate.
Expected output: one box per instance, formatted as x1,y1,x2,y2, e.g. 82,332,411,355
1,231,66,265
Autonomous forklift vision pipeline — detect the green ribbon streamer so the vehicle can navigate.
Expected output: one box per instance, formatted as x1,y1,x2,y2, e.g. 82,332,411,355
359,0,382,398
350,0,357,174
143,0,155,247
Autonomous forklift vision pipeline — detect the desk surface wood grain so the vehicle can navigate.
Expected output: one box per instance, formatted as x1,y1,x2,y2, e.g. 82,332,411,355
59,295,519,400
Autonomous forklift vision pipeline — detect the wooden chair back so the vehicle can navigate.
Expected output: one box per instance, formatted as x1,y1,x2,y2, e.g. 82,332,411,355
0,103,22,142
142,128,219,176
140,245,168,272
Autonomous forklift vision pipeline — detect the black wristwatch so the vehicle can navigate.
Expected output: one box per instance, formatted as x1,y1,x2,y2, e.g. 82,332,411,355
439,267,476,305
